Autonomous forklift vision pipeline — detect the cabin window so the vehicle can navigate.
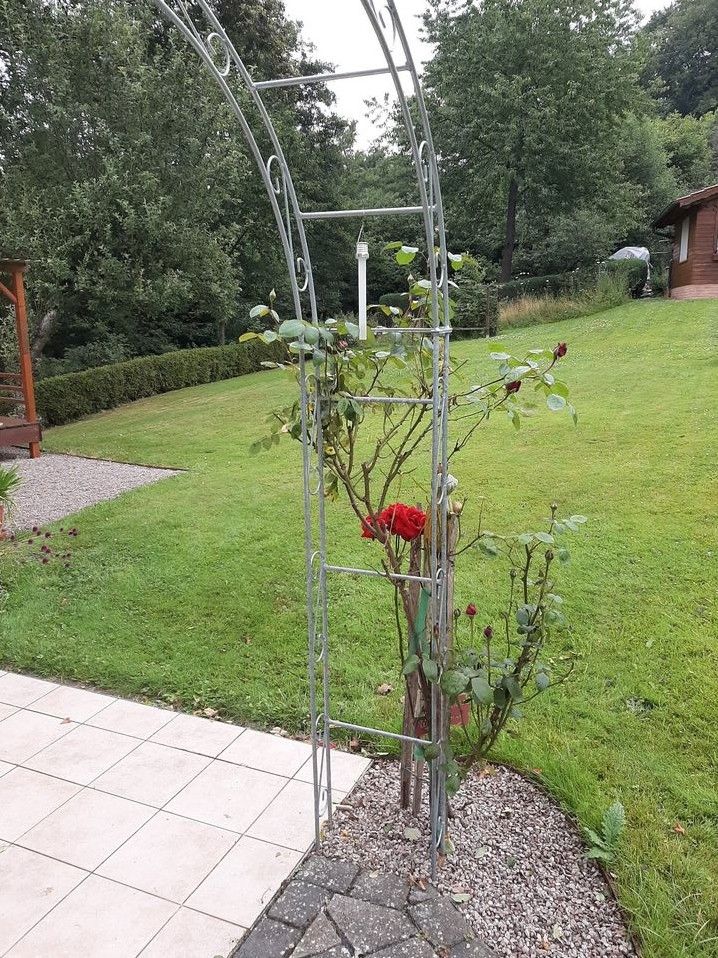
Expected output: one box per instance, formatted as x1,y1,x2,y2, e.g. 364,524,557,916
678,216,690,262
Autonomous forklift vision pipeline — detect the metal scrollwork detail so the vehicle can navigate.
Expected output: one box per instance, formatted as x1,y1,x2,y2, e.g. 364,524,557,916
205,31,232,77
296,257,309,293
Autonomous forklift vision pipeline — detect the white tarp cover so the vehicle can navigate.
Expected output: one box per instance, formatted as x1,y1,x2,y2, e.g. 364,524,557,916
609,246,651,277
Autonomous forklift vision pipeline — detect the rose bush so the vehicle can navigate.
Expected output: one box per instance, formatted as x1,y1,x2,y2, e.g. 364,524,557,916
243,242,584,812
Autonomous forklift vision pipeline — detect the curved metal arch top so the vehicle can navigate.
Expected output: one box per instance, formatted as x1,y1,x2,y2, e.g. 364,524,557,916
154,0,453,877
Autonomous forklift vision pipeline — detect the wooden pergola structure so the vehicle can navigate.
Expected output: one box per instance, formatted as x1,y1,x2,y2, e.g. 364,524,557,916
0,260,41,458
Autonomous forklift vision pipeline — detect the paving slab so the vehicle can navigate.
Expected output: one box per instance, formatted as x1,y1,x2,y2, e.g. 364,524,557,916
0,675,368,958
327,893,416,954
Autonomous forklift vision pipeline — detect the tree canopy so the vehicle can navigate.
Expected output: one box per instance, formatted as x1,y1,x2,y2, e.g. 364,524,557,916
0,0,715,371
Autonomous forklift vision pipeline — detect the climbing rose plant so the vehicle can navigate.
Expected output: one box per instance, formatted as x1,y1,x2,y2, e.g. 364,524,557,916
242,245,584,808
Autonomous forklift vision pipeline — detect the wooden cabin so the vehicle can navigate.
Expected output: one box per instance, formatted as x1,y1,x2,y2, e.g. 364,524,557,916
653,184,718,300
0,260,41,457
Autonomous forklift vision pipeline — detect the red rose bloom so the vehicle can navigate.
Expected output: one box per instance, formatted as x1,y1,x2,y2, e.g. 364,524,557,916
554,342,568,359
382,503,427,541
465,603,478,618
483,625,493,639
505,380,522,394
360,503,427,542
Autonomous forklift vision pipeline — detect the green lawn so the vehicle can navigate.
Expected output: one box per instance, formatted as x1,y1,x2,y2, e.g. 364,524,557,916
2,299,717,957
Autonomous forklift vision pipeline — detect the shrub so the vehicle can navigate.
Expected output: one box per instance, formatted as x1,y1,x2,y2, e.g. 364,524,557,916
377,292,410,315
651,265,669,297
35,340,283,427
603,259,648,297
454,263,499,338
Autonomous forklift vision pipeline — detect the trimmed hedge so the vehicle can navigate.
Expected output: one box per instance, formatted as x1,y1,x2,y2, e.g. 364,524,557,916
497,272,580,302
36,340,284,427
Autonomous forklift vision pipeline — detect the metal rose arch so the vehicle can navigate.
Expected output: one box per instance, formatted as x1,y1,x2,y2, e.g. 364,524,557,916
154,0,452,876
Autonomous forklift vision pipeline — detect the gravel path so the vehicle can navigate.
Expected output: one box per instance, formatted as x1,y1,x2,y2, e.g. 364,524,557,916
321,761,636,958
0,448,181,530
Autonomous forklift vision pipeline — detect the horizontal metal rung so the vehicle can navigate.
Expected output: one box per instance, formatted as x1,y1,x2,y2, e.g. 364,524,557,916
375,326,452,335
255,65,409,90
300,206,430,221
345,395,433,406
324,563,433,586
328,718,436,749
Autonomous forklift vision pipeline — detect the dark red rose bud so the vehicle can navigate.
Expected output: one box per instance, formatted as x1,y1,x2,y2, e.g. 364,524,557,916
45,532,51,538
465,603,478,618
41,557,49,564
483,625,494,640
32,526,39,533
505,380,522,394
27,538,34,545
554,342,568,359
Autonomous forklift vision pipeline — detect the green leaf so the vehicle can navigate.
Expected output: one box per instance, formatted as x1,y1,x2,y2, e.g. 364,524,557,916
278,319,304,339
249,304,269,319
261,330,279,344
490,351,511,361
503,675,523,701
302,325,320,346
238,332,260,342
471,676,494,706
440,669,469,697
535,672,550,691
547,393,566,411
402,654,420,675
478,537,498,558
423,658,439,683
395,245,419,265
382,241,403,252
557,546,571,564
551,380,570,399
569,515,588,524
602,801,626,847
535,531,554,544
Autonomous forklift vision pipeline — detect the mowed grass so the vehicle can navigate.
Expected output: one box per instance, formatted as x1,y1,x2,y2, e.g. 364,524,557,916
2,299,717,957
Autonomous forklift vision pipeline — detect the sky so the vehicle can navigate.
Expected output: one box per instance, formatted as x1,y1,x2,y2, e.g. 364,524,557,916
281,0,673,147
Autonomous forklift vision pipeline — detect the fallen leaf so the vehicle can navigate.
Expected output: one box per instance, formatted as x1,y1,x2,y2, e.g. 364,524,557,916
376,683,393,696
552,923,563,940
452,893,471,904
271,726,288,737
673,822,686,835
404,826,421,842
202,707,219,719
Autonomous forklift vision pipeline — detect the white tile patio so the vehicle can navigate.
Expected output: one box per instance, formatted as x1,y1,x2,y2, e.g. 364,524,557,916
0,673,370,957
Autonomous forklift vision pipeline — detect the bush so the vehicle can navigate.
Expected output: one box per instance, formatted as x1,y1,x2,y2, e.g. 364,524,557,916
454,263,499,338
377,292,410,315
603,259,648,298
35,340,283,427
651,265,669,297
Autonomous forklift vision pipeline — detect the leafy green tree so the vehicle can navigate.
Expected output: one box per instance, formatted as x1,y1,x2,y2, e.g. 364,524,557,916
423,0,641,279
0,0,354,370
640,0,718,117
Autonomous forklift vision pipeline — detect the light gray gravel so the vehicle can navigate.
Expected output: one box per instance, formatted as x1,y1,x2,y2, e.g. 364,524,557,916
0,447,181,530
321,761,636,958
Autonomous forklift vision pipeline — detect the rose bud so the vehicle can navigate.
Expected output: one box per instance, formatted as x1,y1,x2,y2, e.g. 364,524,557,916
483,625,494,640
505,380,521,394
465,603,478,618
554,342,568,359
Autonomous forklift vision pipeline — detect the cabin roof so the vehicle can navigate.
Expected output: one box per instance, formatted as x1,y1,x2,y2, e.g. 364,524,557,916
653,183,718,229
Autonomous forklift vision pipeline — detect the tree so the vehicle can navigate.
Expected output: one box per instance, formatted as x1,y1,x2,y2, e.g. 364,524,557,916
640,0,718,117
423,0,641,279
0,0,354,371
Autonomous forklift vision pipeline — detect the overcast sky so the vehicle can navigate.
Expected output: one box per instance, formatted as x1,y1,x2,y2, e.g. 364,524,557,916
282,0,672,147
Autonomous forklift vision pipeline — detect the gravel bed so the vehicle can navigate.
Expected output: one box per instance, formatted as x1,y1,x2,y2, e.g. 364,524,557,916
0,448,181,530
321,760,636,958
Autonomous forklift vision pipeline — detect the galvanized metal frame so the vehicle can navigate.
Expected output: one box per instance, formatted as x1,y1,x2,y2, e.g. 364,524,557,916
154,0,451,876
